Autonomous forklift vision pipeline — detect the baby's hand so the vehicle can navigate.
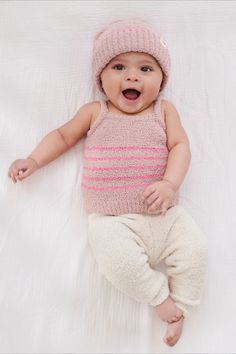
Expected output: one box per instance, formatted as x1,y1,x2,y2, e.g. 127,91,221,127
142,179,176,216
8,158,39,184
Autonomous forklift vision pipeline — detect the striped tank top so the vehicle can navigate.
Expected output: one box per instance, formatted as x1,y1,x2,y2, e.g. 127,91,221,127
82,95,178,215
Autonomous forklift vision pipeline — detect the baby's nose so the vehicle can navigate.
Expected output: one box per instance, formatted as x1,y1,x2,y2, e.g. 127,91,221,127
127,77,139,82
125,73,139,82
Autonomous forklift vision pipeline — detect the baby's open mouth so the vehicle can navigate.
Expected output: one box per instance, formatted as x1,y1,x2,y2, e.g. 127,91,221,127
122,89,141,100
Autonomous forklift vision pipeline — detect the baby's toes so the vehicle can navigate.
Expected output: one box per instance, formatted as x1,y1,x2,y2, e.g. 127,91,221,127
164,327,174,345
164,318,184,346
169,313,183,323
164,335,178,347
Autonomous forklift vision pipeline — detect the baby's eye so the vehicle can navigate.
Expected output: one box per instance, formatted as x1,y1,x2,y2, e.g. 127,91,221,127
141,66,153,72
113,64,125,70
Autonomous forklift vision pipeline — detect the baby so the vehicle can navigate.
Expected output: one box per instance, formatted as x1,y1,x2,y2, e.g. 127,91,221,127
8,19,208,346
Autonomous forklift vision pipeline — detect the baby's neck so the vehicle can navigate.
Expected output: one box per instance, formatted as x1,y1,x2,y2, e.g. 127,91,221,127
106,100,155,116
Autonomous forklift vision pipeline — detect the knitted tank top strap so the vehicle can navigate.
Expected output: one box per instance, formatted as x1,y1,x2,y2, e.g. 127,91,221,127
153,94,166,131
87,99,108,137
99,99,109,114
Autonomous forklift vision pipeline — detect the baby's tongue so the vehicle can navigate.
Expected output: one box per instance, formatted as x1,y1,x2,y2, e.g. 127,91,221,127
123,89,139,100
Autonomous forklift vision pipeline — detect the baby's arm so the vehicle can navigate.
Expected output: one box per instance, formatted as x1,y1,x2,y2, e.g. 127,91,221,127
162,100,191,191
8,102,95,182
142,100,191,214
28,102,94,168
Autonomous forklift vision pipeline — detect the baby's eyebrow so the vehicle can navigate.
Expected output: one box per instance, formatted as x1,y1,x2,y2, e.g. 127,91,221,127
111,58,157,65
110,58,127,63
138,60,157,65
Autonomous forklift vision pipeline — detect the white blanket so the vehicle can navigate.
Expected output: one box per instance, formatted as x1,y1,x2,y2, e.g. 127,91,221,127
1,1,236,352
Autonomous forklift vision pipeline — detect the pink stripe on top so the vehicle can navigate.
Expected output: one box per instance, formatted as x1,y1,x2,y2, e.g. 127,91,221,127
84,155,167,161
83,164,166,171
81,97,178,215
85,146,168,151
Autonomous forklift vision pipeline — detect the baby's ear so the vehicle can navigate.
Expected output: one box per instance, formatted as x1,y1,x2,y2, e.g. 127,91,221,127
160,76,164,90
100,79,105,92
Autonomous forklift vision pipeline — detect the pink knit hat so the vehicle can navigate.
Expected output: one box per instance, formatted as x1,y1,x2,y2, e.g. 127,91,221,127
92,18,170,93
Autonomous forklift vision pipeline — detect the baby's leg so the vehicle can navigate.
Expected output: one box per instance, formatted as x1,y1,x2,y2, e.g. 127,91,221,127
161,206,208,317
87,213,170,308
151,206,207,346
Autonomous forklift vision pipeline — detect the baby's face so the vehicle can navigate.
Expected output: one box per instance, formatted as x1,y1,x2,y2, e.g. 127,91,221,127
100,52,163,115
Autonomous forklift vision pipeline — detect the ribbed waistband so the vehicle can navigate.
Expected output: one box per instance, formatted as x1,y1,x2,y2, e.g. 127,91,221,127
84,190,178,216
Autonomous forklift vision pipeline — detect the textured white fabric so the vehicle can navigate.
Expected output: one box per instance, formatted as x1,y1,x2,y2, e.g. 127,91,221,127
88,205,208,318
1,1,236,353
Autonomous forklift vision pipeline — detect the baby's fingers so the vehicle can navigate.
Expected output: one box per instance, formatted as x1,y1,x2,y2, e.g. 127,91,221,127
8,165,15,178
8,167,24,183
161,201,169,217
148,197,162,213
15,170,24,181
9,172,17,183
16,168,32,181
10,170,22,183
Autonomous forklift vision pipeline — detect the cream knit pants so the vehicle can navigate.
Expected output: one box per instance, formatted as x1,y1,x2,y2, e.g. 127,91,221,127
87,205,208,317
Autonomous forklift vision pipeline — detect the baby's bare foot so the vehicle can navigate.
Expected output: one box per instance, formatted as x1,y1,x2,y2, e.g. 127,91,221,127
164,315,184,347
155,296,183,323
